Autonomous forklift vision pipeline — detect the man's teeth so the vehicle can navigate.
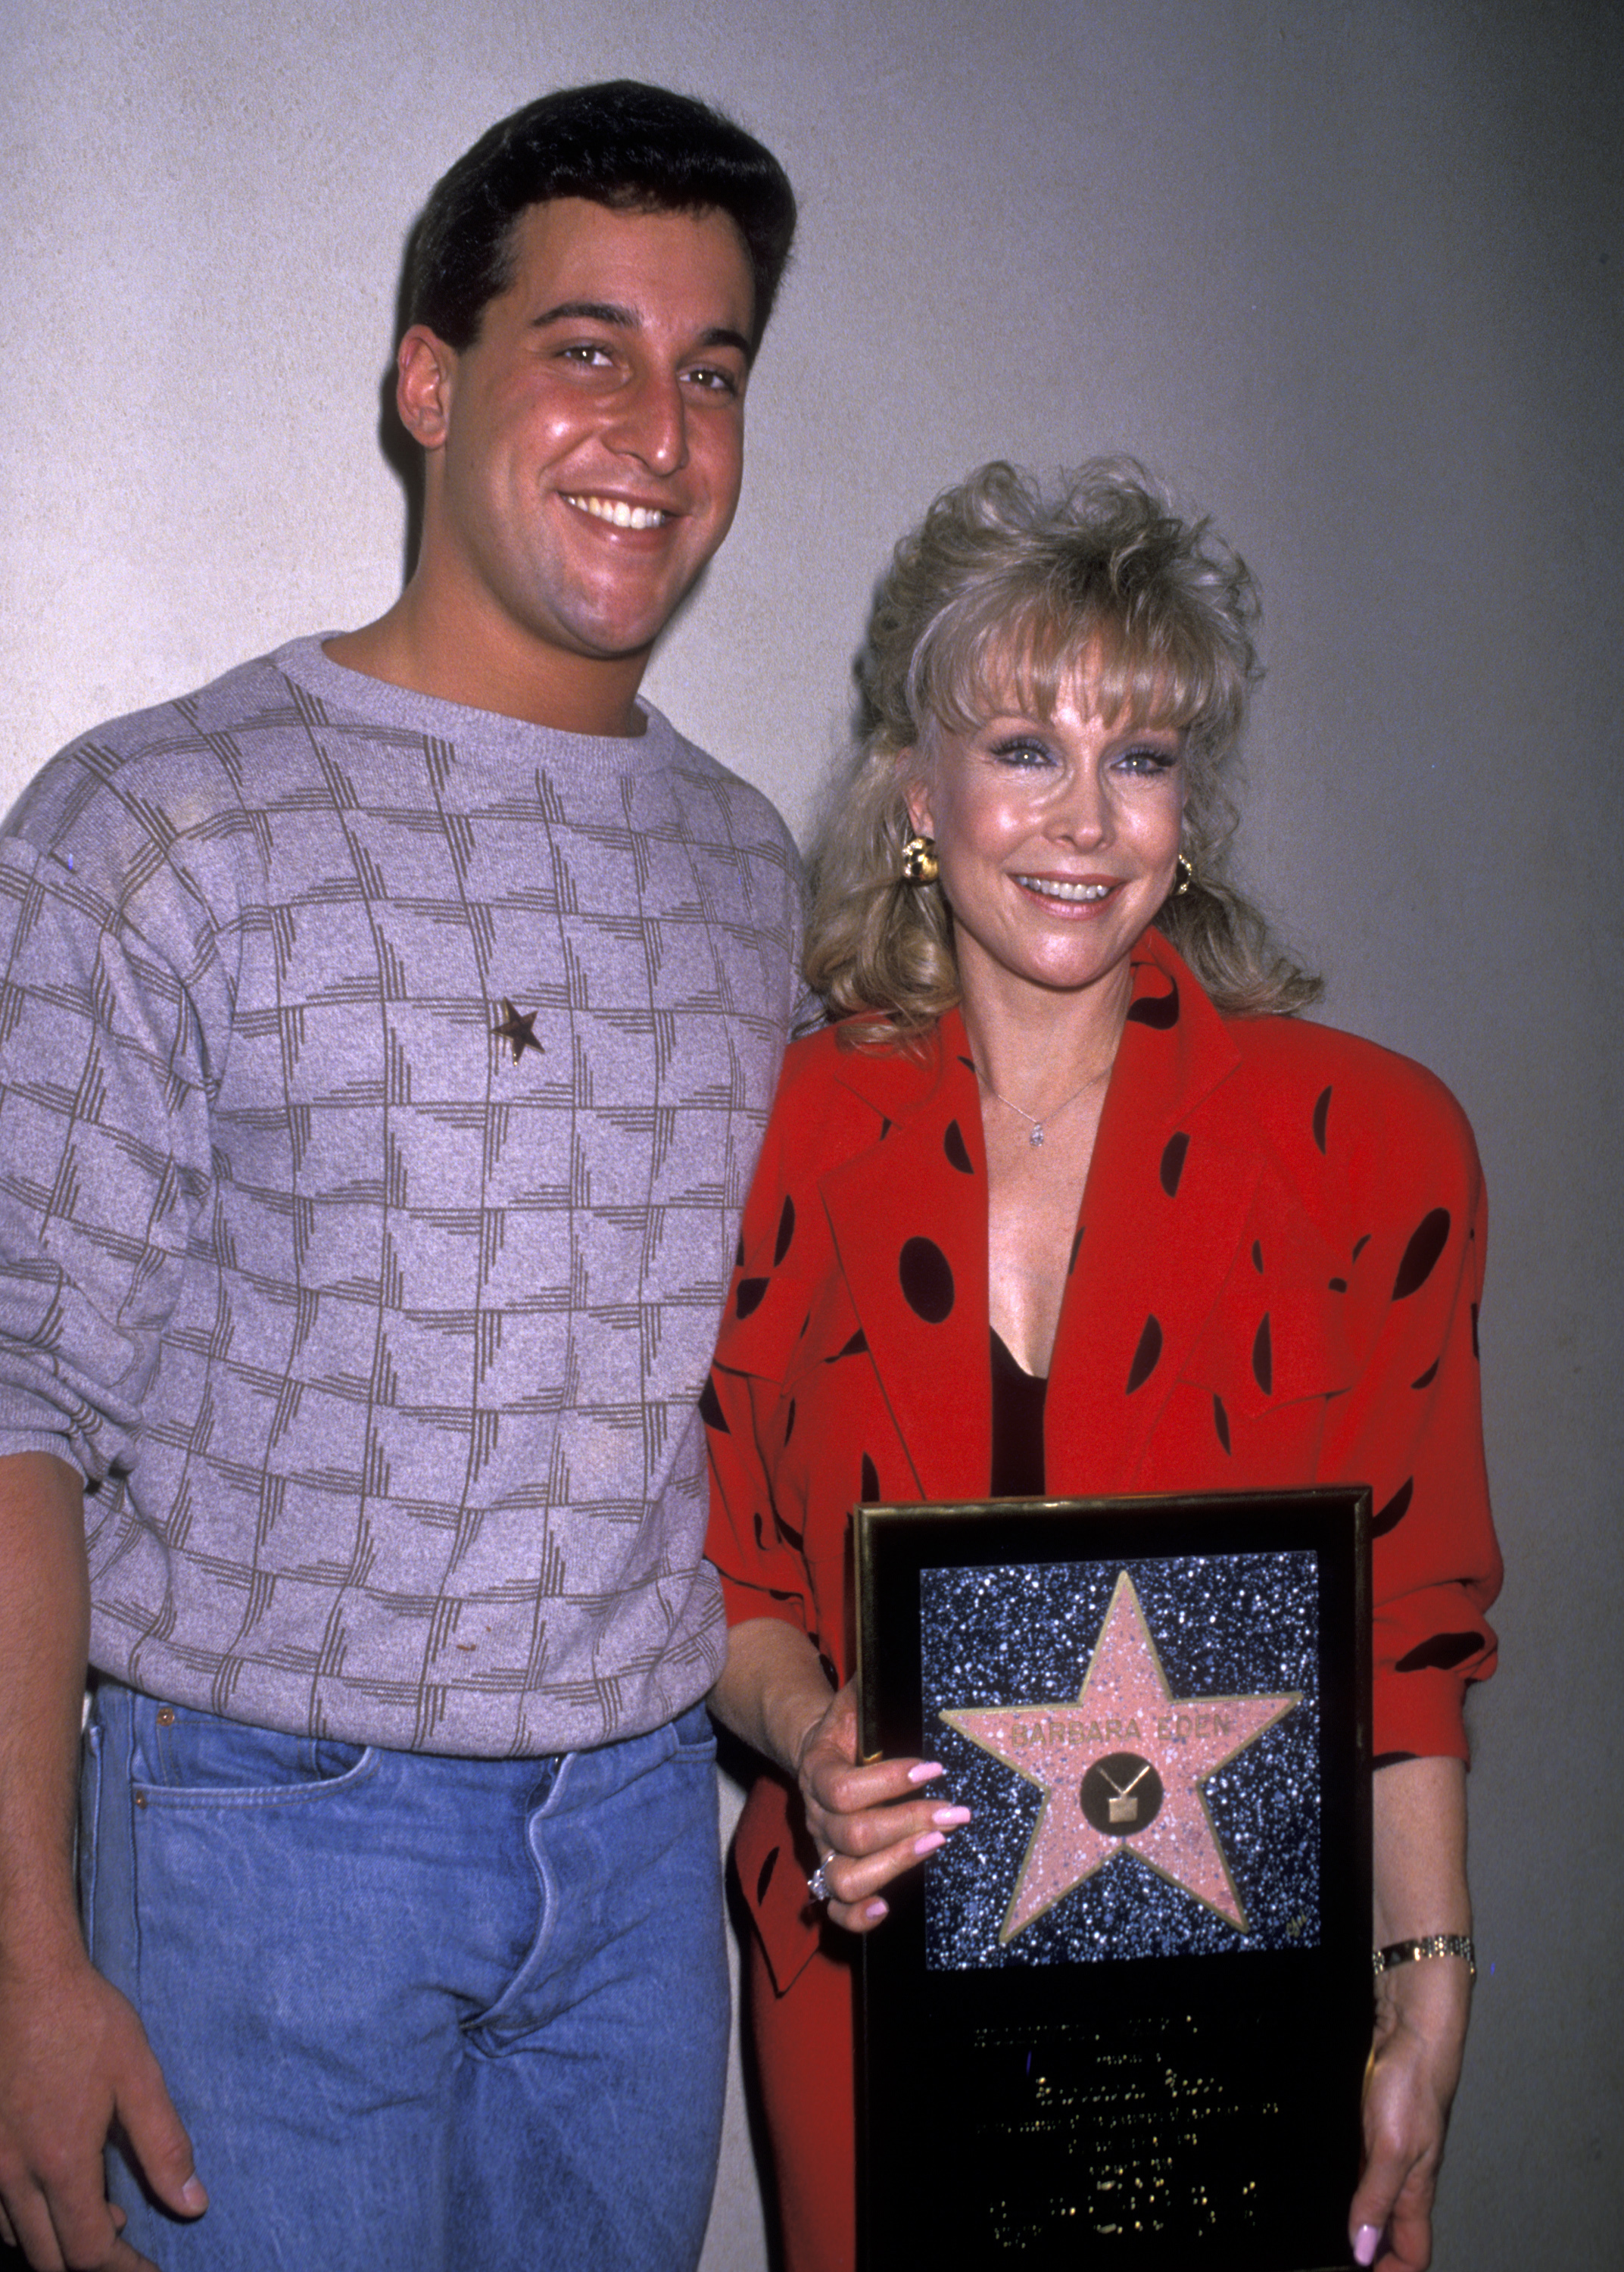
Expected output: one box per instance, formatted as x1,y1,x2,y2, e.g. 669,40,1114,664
568,495,669,530
1016,876,1112,902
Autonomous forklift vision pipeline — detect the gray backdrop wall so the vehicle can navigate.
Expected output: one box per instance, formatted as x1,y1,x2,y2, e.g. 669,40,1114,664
3,2,1618,2264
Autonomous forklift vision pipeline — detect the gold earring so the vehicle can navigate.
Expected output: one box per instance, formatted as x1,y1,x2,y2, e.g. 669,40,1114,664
902,833,940,885
1173,853,1194,897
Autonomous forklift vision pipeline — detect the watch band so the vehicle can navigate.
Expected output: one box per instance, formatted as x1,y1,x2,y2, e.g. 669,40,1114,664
1372,1933,1476,1983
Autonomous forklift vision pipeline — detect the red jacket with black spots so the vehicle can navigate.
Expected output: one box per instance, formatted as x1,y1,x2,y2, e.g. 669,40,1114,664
703,928,1501,1993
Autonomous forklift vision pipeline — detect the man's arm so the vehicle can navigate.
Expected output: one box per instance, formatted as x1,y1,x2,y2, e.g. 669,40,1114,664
0,1453,205,2271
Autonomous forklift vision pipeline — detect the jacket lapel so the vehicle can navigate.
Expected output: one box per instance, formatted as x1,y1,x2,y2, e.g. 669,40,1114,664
813,935,1268,1505
818,1017,992,1502
1047,935,1260,1491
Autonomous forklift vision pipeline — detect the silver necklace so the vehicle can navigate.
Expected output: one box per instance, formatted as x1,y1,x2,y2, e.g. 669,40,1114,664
974,1065,1099,1147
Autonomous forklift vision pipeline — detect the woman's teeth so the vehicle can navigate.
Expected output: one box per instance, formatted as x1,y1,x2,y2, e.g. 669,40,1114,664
1015,876,1111,902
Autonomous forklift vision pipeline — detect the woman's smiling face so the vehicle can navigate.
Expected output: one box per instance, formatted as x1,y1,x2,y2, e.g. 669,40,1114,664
903,670,1186,1009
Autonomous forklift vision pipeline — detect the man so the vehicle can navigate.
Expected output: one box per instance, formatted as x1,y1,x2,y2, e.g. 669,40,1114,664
0,82,800,2272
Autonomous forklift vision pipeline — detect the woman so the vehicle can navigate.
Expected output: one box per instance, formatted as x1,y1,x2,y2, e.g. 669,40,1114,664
704,462,1498,2272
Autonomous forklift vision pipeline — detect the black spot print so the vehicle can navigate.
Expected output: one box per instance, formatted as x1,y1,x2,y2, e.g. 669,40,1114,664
1069,1222,1086,1275
736,1277,769,1319
1372,1752,1417,1771
1410,1358,1440,1390
861,1453,881,1503
1159,1132,1189,1196
879,1116,893,1140
1395,1631,1482,1674
757,1847,780,1904
1329,1276,1348,1294
698,1375,729,1432
799,1311,810,1339
1126,1315,1163,1393
1372,1478,1414,1537
1392,1209,1451,1300
775,1194,796,1264
1252,1313,1273,1395
1212,1393,1231,1454
957,1053,976,1072
775,1511,804,1550
943,1119,974,1175
734,1234,745,1267
1126,980,1180,1029
899,1236,955,1323
818,1652,840,1690
1471,1303,1480,1359
767,1587,797,1603
784,1398,796,1443
753,1510,765,1549
1252,1241,1264,1274
1312,1085,1333,1155
826,1327,868,1362
1352,1234,1372,1262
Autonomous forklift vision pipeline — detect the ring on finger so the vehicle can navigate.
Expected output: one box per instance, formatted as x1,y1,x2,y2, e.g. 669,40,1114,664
807,1852,837,1902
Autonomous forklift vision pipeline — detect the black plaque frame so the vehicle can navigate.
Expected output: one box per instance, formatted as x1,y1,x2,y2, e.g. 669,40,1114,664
856,1487,1371,2272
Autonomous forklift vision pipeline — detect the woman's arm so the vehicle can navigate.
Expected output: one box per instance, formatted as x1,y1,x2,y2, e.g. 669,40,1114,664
1348,1756,1473,2271
709,1617,970,1934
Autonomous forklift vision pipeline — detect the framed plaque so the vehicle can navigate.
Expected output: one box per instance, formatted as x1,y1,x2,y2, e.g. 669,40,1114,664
856,1487,1371,2272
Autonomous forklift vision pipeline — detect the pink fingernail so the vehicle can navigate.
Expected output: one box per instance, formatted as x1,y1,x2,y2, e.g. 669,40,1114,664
1353,2226,1381,2266
932,1805,972,1827
908,1761,945,1784
914,1829,946,1857
865,1899,889,1921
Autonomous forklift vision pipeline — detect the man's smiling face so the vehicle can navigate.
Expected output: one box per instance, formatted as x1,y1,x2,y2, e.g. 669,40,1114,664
404,195,756,688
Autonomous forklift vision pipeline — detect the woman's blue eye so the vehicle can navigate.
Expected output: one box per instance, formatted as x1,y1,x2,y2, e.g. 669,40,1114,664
990,739,1052,767
1117,745,1179,775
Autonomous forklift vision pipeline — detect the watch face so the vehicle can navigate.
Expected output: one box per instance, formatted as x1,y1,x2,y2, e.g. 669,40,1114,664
1079,1750,1164,1837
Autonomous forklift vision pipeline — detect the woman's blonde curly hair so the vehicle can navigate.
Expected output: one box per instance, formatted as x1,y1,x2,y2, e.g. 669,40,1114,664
805,459,1320,1043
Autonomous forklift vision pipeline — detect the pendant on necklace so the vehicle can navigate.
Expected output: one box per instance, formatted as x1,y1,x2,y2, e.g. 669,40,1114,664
1030,1125,1045,1147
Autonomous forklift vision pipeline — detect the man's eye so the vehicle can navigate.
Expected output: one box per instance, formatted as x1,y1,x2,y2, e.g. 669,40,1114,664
559,342,615,367
684,364,740,396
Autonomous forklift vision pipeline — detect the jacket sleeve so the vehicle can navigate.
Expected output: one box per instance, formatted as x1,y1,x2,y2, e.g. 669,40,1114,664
1317,1053,1501,1762
702,1057,819,1635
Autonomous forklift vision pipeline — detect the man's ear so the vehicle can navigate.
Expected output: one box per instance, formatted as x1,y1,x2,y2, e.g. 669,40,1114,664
395,325,458,451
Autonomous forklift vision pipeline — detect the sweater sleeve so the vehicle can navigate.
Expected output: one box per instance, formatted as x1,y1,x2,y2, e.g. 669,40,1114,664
0,803,221,1487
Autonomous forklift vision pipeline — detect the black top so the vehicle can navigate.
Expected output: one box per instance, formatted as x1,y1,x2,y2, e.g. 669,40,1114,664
990,1329,1048,1497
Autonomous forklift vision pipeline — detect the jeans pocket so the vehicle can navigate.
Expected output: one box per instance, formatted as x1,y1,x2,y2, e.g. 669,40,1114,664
137,1699,375,1807
671,1699,719,1763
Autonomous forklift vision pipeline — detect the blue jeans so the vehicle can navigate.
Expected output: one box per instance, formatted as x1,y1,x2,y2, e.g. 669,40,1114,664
80,1683,728,2270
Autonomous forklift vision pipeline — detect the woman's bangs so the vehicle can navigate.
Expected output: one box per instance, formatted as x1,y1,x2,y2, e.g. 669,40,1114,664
921,590,1220,738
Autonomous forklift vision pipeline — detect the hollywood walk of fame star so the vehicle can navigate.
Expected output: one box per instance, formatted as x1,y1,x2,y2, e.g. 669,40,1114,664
940,1568,1300,1944
494,999,543,1063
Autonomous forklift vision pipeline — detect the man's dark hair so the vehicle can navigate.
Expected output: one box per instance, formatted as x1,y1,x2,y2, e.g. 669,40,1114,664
406,81,796,354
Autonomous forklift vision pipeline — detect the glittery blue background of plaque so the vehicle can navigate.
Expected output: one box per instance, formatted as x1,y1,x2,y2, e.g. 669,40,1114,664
921,1551,1320,1971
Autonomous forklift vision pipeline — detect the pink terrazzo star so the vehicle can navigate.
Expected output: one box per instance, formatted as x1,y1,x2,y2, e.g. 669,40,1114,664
940,1568,1300,1943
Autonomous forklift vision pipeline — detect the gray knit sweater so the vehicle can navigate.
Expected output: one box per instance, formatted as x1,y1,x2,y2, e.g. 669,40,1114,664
0,638,806,1755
